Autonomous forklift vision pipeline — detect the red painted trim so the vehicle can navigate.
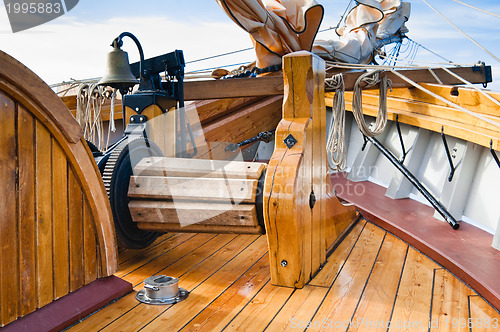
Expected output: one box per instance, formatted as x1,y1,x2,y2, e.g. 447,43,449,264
331,173,500,312
1,276,132,332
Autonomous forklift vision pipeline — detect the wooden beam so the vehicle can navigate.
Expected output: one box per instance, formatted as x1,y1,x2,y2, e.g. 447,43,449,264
183,66,491,100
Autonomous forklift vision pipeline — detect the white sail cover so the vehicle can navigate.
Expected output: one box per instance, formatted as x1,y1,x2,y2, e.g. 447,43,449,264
216,0,410,67
313,0,411,64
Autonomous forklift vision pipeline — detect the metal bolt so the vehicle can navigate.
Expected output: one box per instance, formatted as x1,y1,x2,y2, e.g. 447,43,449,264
135,107,140,112
281,260,288,267
453,147,458,152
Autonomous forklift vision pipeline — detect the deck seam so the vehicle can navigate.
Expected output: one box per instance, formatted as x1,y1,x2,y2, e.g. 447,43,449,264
302,220,370,332
385,245,410,332
220,279,272,332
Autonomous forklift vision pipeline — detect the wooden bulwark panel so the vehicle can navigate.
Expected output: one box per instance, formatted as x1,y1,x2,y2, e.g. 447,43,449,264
0,51,117,327
68,169,84,292
35,122,54,308
52,141,70,299
0,91,19,325
328,85,500,150
17,106,36,316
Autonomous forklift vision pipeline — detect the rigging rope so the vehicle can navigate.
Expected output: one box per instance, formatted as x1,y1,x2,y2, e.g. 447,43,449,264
421,0,500,64
453,0,500,19
325,74,347,171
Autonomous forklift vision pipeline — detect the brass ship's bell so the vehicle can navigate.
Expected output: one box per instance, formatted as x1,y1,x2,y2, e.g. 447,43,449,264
98,44,138,90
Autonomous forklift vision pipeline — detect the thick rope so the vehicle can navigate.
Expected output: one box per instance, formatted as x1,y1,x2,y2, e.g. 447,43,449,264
352,70,392,137
325,74,347,171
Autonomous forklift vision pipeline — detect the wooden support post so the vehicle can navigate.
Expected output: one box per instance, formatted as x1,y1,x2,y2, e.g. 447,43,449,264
263,51,357,288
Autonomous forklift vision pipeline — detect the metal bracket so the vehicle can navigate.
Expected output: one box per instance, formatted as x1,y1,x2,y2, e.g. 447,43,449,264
309,191,316,209
396,115,408,163
441,127,456,182
284,134,297,149
225,130,275,152
361,134,369,151
491,140,500,169
367,135,459,230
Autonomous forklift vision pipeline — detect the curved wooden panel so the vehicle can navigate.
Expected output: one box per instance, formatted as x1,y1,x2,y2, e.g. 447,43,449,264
0,51,117,327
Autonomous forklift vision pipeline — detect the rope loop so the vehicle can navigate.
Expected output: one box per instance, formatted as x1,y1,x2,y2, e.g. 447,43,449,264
326,73,347,171
352,70,391,137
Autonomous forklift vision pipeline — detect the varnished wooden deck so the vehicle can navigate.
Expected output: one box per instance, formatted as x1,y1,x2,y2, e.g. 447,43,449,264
69,220,500,331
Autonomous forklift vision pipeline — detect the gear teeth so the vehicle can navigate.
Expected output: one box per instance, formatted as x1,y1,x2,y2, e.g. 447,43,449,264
102,140,129,197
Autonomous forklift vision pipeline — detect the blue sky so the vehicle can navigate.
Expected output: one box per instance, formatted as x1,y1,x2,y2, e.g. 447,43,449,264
1,0,500,90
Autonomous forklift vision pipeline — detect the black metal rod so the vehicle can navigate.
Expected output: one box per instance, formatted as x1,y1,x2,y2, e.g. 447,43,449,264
396,115,407,163
367,135,459,230
441,127,456,182
491,140,500,169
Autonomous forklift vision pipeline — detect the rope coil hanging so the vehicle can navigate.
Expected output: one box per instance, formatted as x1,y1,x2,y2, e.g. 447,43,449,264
352,70,392,137
325,74,347,171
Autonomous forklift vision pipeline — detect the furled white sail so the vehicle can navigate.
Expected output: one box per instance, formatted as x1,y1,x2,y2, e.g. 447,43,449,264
313,0,410,64
216,0,410,67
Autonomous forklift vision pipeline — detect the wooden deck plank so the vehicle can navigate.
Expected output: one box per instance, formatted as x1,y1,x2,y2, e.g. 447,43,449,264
115,233,196,278
349,233,409,331
68,233,225,332
389,247,439,332
180,254,270,331
309,220,366,287
118,233,181,265
17,106,37,317
68,221,500,332
35,122,54,308
265,286,329,331
102,235,265,332
308,223,386,331
469,295,500,332
0,92,18,325
430,269,474,331
121,233,222,286
222,281,294,331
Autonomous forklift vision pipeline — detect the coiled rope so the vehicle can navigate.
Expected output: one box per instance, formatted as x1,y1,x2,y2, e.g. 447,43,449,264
325,70,392,170
325,74,347,171
352,70,392,137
